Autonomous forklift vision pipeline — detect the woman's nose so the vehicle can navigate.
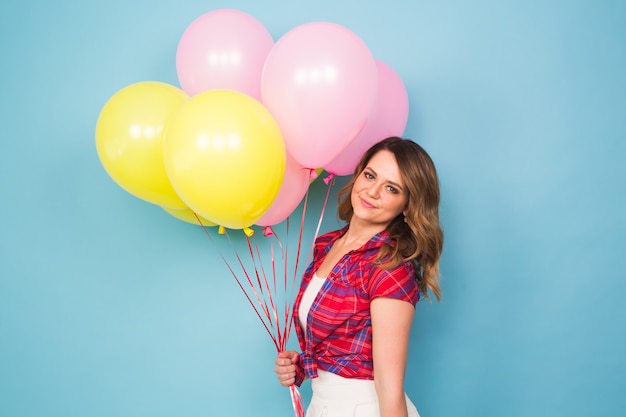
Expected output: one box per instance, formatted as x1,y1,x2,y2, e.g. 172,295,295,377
366,181,382,197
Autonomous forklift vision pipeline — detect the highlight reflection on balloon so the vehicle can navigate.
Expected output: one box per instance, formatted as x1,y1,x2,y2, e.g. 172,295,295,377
163,89,286,229
95,81,189,209
262,22,378,169
176,9,274,99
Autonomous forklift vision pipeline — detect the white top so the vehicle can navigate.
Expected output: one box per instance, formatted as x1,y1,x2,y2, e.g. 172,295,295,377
298,272,326,331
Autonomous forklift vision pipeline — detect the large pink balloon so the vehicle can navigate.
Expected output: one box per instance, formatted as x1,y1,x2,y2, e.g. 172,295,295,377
323,60,409,176
255,153,311,227
262,22,378,169
176,9,274,99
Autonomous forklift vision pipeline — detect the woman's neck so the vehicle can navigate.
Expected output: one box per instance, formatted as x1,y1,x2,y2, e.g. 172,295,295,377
341,219,386,247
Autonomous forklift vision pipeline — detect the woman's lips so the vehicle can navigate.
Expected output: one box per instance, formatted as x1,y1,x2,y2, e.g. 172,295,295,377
360,198,376,209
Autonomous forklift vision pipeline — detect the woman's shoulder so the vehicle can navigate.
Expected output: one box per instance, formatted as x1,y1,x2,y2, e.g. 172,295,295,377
367,261,419,303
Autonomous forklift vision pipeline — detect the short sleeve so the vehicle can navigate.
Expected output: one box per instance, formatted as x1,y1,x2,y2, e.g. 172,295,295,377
368,262,419,306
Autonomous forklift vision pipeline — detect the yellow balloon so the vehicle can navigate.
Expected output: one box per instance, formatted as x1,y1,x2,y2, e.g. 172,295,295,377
95,81,189,209
161,206,217,226
163,90,286,229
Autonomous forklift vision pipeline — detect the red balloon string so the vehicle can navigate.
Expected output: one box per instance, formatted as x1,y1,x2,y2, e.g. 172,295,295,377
289,384,306,417
248,234,285,340
301,173,336,270
191,174,335,417
193,213,280,350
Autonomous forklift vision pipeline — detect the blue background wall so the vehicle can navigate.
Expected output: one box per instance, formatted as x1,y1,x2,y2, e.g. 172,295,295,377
1,1,625,416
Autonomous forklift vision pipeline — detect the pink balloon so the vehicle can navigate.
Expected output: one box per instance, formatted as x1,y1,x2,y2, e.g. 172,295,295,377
262,22,378,168
176,9,274,99
255,152,312,227
323,60,409,176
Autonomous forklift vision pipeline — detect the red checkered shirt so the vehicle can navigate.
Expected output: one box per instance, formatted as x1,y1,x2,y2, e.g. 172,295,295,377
292,227,419,385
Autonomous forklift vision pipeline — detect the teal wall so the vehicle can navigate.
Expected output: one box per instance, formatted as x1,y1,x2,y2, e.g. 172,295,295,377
1,1,625,416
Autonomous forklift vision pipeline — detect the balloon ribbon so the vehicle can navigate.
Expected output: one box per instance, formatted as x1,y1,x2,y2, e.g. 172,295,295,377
193,174,335,417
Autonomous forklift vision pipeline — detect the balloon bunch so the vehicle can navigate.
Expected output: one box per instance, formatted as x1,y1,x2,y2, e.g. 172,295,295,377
95,8,409,416
95,8,409,231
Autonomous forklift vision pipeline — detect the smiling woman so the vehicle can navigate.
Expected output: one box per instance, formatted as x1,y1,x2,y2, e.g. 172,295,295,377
2,1,624,417
274,137,443,417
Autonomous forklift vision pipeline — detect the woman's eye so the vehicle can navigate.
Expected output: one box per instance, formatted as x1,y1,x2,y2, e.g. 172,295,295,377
364,172,374,180
386,185,398,194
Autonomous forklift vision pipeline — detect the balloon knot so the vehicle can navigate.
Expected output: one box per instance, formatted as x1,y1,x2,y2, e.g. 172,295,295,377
218,225,226,235
323,174,335,185
243,227,254,237
263,226,274,237
309,169,319,180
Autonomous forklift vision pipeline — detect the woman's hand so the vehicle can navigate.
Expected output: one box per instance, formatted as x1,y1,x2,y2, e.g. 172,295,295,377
274,350,300,386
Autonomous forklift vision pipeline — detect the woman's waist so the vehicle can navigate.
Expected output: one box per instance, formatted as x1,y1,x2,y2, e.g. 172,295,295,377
311,370,377,401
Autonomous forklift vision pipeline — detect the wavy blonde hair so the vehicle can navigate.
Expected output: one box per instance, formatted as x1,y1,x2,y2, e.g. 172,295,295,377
336,137,444,301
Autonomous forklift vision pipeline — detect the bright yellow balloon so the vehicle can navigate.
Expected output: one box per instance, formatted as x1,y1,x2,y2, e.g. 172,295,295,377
161,206,217,226
95,81,189,209
163,89,286,229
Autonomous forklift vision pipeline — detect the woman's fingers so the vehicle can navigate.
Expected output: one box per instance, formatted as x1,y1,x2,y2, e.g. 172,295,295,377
277,371,296,386
274,351,299,386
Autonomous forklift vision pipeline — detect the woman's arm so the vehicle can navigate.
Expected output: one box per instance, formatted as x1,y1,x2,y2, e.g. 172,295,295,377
371,297,415,417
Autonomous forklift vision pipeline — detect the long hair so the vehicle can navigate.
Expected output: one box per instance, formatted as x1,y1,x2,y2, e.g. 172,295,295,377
336,137,444,301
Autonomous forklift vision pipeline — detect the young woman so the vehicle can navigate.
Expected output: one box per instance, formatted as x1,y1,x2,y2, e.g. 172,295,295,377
274,137,443,417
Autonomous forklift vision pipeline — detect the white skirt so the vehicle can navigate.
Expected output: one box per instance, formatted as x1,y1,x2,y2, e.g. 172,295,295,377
306,370,420,417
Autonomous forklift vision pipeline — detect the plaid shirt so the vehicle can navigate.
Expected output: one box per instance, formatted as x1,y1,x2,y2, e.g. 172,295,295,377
292,227,419,385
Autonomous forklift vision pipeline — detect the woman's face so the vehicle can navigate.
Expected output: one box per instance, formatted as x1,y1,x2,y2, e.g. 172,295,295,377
350,149,408,228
